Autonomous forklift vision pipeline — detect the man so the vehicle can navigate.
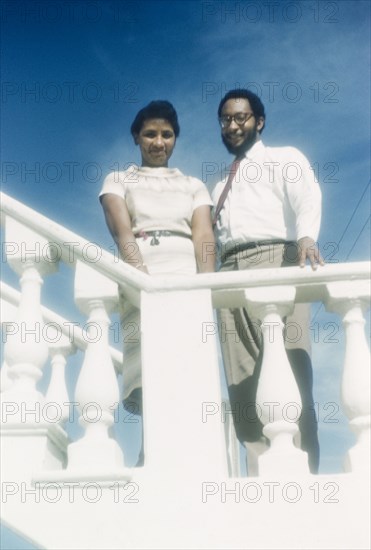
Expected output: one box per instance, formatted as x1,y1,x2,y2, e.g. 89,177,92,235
212,89,324,474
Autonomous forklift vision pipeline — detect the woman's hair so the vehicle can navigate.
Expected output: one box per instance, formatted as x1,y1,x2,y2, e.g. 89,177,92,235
130,100,180,137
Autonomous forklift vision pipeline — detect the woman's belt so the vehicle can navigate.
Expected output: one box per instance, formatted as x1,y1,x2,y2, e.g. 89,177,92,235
221,240,296,262
135,230,192,246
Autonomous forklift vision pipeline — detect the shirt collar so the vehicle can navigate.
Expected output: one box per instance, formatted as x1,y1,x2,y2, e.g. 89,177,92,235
242,140,264,161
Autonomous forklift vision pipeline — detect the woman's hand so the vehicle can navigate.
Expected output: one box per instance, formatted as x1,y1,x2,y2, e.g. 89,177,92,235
100,193,148,270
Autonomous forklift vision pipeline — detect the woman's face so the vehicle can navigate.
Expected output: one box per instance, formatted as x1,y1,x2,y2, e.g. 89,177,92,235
134,118,176,167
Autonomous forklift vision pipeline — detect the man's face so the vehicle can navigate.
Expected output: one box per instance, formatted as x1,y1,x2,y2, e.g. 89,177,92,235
220,98,264,156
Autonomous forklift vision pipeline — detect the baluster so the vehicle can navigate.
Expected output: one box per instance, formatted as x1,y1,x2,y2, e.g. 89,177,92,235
244,286,309,476
44,343,72,426
326,281,370,473
1,362,13,393
1,297,17,392
66,260,124,473
1,218,57,424
223,399,241,477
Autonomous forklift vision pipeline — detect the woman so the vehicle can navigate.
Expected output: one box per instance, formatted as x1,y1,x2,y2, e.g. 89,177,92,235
99,100,215,451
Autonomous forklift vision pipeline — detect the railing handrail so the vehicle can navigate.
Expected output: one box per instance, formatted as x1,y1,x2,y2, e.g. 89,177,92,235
1,192,370,304
0,281,123,372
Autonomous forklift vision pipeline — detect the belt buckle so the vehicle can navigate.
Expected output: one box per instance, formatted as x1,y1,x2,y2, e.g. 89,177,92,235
150,230,160,246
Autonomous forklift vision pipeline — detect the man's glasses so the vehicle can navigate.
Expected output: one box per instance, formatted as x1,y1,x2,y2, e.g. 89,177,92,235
219,112,254,128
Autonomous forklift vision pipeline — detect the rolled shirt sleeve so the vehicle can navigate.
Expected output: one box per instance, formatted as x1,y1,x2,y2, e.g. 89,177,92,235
283,147,322,242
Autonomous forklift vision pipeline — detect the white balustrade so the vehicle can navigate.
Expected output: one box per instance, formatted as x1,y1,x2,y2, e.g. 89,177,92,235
66,260,124,473
326,281,371,474
0,193,370,483
244,286,309,476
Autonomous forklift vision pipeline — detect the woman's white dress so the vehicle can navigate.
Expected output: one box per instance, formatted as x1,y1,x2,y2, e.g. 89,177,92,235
99,165,213,410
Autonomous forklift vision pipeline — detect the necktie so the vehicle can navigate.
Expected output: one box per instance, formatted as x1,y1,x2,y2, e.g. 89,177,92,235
212,156,243,227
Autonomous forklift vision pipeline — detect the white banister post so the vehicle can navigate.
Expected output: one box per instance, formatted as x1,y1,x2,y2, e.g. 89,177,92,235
141,288,228,480
66,260,124,473
244,286,310,476
1,218,57,424
326,281,370,474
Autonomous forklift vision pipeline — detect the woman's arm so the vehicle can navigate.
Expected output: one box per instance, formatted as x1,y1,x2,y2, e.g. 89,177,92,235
100,193,149,273
191,205,216,273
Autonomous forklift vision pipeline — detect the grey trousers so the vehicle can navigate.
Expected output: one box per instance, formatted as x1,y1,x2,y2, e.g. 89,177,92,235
218,243,320,473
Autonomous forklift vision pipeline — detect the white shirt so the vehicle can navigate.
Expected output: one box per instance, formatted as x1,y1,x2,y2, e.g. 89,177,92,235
212,140,322,247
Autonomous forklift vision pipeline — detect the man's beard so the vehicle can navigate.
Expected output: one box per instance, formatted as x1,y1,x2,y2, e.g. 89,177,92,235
222,127,258,157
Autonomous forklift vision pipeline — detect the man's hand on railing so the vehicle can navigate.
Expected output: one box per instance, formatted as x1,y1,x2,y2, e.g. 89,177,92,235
298,236,325,270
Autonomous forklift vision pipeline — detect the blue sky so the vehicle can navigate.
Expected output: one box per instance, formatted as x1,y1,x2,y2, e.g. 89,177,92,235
1,1,370,547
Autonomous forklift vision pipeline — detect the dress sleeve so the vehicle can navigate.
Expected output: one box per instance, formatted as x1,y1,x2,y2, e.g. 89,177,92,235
98,171,127,201
192,178,214,211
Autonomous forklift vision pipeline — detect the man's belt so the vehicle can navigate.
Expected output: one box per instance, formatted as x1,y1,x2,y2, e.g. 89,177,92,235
221,240,296,262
